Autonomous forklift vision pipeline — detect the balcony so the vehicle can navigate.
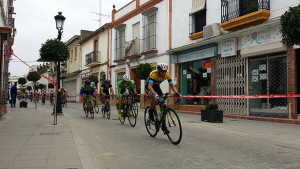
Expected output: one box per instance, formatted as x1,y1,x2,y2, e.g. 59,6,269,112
85,51,101,67
125,39,142,59
220,0,270,31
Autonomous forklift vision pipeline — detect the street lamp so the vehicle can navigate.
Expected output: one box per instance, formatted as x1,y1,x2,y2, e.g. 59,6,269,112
54,12,66,113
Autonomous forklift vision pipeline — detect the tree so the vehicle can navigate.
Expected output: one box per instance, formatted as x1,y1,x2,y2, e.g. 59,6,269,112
18,77,27,92
38,84,45,91
27,71,41,82
18,77,27,87
39,39,69,62
27,86,32,91
87,75,99,85
136,63,153,80
48,83,54,89
280,4,300,46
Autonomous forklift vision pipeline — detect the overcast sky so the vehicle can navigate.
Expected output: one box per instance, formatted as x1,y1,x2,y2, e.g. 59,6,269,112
9,0,131,76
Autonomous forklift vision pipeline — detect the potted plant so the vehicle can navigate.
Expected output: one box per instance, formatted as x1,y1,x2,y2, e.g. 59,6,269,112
201,103,223,123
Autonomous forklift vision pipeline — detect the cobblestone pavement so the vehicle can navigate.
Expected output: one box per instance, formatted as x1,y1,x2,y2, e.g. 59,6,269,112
1,101,300,169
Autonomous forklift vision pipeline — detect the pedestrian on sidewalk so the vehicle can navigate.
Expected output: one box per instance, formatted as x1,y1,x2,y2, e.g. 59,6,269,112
10,82,17,107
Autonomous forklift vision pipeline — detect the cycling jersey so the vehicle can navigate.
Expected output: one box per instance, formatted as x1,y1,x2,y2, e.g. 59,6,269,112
80,84,96,96
118,80,135,97
145,70,174,96
101,83,112,95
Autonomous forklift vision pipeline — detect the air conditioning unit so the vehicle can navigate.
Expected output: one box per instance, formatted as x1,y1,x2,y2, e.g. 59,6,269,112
203,23,221,39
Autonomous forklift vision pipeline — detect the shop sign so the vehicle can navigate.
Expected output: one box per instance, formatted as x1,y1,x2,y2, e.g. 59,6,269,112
242,25,282,48
221,38,237,57
178,46,217,63
81,72,92,79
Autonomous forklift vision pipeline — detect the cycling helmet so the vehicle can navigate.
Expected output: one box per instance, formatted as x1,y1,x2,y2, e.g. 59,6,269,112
157,63,168,71
85,80,91,85
91,82,95,86
131,80,135,85
105,80,110,84
123,74,130,81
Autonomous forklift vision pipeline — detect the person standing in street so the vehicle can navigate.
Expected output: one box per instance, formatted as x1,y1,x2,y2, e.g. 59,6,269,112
10,82,17,107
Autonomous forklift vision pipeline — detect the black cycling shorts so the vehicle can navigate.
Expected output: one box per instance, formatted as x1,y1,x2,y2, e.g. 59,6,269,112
145,84,163,97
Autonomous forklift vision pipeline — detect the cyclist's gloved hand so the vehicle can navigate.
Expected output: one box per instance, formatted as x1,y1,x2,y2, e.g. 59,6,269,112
155,95,160,101
175,92,181,97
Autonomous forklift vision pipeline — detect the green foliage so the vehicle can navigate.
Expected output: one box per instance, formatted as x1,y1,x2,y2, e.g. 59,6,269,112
38,84,45,90
18,77,27,86
205,104,218,110
48,83,54,89
87,75,99,85
39,39,69,62
27,71,41,82
27,86,32,91
135,63,153,80
280,5,300,46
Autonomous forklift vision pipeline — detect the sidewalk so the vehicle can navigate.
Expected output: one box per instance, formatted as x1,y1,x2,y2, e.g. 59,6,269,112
0,102,84,169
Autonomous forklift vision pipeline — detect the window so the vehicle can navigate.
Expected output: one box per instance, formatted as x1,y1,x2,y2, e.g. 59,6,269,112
183,59,211,105
116,72,125,92
70,50,73,62
189,9,206,35
115,26,126,60
143,10,157,52
74,47,77,60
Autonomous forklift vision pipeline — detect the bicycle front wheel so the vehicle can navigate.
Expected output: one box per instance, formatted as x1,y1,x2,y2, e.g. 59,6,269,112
84,109,88,118
165,108,182,145
128,105,136,127
144,106,158,137
132,102,139,117
94,104,99,113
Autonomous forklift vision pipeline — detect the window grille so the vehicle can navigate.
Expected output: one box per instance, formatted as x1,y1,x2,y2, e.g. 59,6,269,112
142,10,157,52
115,26,126,60
248,54,288,118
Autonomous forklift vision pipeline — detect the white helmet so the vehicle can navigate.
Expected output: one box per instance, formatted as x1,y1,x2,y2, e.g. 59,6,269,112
157,63,168,71
123,74,130,81
91,82,95,86
131,80,135,85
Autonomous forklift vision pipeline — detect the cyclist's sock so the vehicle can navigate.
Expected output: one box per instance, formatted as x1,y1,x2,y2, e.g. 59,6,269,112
118,111,122,118
149,108,154,121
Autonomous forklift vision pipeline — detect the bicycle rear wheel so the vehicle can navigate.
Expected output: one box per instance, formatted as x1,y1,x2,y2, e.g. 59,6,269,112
144,106,158,137
128,105,136,127
165,108,182,145
107,110,111,119
101,107,105,117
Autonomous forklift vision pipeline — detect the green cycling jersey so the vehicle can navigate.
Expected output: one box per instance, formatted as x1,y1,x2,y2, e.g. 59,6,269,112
118,80,136,97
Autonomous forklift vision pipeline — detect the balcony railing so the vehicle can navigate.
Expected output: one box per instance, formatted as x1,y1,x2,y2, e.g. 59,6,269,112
85,51,100,65
125,39,141,58
221,0,270,23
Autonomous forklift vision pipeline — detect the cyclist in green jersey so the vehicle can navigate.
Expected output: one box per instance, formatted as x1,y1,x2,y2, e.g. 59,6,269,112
80,80,96,111
117,74,136,118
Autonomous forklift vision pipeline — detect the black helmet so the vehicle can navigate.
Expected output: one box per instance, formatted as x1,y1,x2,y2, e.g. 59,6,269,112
85,80,91,85
105,80,110,84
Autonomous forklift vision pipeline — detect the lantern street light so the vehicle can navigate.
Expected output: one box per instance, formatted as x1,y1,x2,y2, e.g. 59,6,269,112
54,12,66,114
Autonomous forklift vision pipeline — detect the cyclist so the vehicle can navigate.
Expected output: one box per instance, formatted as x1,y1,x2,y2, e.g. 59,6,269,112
60,87,69,105
145,63,181,134
100,80,114,107
80,80,96,112
117,74,136,118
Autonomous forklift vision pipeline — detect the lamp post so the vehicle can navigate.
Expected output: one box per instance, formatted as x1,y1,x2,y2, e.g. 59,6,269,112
54,12,65,113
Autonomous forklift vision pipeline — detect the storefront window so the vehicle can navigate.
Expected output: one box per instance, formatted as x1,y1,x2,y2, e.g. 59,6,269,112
182,58,211,105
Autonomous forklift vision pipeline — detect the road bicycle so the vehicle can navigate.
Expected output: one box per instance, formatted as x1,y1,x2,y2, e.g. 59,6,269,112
61,96,68,107
116,94,137,127
84,95,94,119
101,95,112,119
144,92,182,145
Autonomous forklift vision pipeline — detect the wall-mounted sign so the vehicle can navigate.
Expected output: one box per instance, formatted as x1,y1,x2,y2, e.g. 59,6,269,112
221,38,237,57
81,72,92,79
187,74,191,79
242,25,282,48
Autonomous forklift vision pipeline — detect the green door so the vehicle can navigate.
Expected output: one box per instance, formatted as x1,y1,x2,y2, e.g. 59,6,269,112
181,63,188,105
